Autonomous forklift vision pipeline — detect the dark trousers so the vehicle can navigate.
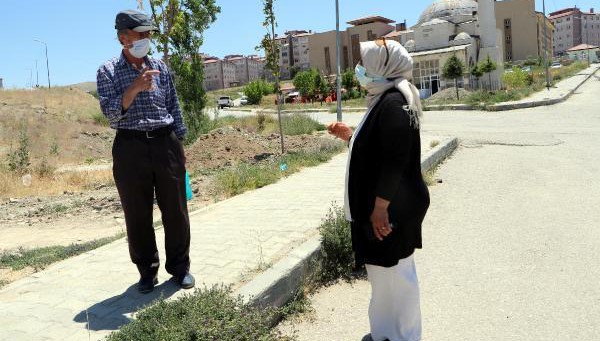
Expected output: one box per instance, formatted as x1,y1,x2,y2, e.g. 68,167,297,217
112,128,190,279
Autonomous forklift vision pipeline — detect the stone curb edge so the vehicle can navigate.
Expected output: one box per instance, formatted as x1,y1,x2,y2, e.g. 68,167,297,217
235,136,459,309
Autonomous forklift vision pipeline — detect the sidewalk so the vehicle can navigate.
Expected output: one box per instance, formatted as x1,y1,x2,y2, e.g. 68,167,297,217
0,135,442,341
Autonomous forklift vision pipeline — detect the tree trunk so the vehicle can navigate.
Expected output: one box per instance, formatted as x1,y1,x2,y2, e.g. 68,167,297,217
488,73,492,91
455,78,459,100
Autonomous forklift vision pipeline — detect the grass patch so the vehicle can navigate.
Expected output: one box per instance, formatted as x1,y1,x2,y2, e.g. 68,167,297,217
429,140,440,149
106,285,293,341
213,113,326,136
214,141,344,197
91,112,109,127
0,232,125,271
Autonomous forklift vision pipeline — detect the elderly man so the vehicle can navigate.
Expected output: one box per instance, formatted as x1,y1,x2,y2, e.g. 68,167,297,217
96,9,194,293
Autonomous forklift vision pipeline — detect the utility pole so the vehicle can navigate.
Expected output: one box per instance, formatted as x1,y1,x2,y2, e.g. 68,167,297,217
35,60,39,87
34,39,51,89
542,0,551,90
335,0,342,122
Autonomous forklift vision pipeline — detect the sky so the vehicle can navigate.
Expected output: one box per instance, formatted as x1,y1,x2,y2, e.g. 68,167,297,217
0,0,596,89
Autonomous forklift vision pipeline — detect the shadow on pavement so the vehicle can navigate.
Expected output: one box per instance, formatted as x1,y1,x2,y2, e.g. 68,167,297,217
73,279,179,331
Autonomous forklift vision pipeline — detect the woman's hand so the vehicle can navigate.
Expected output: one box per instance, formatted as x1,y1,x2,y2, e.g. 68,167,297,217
327,122,353,142
370,197,392,241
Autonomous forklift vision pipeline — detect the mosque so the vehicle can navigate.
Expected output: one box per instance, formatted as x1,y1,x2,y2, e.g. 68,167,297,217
386,0,504,97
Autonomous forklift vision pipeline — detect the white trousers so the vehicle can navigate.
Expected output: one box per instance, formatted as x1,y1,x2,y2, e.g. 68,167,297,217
366,255,422,341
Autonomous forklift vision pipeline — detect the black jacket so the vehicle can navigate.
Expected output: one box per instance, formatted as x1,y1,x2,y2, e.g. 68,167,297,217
348,89,430,267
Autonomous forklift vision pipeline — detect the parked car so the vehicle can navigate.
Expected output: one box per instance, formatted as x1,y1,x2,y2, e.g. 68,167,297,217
551,61,562,69
217,96,234,109
521,66,532,72
240,95,248,105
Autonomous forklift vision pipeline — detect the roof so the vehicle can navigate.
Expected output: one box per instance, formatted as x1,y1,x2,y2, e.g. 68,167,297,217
203,59,219,64
347,15,395,26
549,11,574,20
421,18,451,26
417,0,478,25
410,44,470,57
567,44,599,51
384,29,414,38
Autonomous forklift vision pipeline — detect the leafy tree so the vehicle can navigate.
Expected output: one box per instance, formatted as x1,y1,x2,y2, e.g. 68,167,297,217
479,55,498,91
244,79,272,105
257,0,284,153
341,69,357,93
314,73,330,105
147,0,220,143
470,64,484,89
289,66,301,79
293,69,317,100
442,55,465,100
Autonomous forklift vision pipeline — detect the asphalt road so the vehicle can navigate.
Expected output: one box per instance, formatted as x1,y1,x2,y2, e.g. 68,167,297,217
278,74,600,340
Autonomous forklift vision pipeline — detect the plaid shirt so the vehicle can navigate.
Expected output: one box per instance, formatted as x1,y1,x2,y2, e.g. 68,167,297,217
96,53,187,139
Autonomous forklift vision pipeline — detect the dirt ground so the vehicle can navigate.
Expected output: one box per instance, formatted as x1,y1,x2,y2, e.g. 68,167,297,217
0,127,338,254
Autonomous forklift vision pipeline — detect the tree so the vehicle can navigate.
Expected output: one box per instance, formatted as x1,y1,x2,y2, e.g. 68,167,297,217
341,69,357,93
470,64,484,89
293,69,317,100
147,0,220,143
479,55,498,91
314,73,330,105
257,0,284,153
442,55,465,100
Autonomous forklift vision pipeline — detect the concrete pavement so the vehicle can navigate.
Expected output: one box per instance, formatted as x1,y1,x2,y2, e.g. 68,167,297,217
0,128,437,339
278,62,600,340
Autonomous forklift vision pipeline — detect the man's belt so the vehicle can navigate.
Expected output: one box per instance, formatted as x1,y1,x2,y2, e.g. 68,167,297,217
117,126,173,139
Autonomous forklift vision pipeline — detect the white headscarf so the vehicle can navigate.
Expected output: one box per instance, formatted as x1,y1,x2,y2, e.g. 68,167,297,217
360,39,422,129
344,39,422,221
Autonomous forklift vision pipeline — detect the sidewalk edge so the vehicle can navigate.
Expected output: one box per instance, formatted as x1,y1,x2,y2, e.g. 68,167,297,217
235,137,459,308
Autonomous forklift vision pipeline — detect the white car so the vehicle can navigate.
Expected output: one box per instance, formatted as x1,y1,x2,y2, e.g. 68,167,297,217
551,62,562,69
217,96,234,109
240,95,248,105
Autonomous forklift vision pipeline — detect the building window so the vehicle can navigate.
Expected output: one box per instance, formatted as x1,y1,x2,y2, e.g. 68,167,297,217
324,47,331,74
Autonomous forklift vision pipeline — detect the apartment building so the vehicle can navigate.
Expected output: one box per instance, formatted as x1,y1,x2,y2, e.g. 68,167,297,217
223,54,265,85
308,16,395,76
550,7,600,56
495,0,553,62
202,57,237,91
203,55,266,91
275,30,312,79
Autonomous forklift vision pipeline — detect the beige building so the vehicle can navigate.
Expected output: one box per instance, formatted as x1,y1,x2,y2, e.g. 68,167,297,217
308,16,396,76
202,58,237,91
275,30,312,79
495,0,553,62
223,55,266,85
550,7,600,56
566,43,600,63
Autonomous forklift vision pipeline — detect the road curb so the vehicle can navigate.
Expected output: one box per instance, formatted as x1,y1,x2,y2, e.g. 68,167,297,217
235,136,459,309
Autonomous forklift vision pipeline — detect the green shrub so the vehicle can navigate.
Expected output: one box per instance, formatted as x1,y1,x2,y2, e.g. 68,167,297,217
317,205,354,283
106,286,288,341
35,158,55,178
6,128,30,174
281,114,326,136
245,80,274,105
502,67,528,90
91,112,110,127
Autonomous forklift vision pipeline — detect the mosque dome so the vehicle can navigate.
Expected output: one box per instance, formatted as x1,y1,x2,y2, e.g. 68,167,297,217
417,0,478,25
404,39,416,51
454,32,472,41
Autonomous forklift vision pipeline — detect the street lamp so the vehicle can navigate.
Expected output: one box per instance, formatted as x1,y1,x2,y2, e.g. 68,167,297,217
335,0,342,122
542,0,551,89
34,39,51,89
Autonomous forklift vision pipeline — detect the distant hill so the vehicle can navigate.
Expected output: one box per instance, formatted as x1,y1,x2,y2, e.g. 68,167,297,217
66,82,96,93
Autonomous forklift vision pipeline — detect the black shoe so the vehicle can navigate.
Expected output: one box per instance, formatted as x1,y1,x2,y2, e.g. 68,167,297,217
177,272,195,289
137,276,158,294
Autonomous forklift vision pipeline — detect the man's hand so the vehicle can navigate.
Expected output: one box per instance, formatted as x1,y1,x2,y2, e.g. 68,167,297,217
327,122,353,142
370,197,392,241
132,67,160,93
122,67,160,110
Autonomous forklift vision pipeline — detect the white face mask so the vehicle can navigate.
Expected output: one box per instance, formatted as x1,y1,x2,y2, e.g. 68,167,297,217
128,38,150,59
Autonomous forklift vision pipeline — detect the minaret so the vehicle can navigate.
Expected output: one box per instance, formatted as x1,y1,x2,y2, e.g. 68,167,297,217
478,0,498,48
477,0,504,87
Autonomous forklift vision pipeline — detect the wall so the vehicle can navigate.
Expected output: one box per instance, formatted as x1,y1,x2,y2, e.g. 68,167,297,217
495,0,539,61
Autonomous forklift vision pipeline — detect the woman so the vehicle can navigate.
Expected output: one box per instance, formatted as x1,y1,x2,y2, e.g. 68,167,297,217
328,38,430,341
